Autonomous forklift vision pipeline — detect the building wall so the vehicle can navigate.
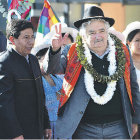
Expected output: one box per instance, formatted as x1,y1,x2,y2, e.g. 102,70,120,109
22,2,140,34
125,5,140,27
69,3,82,28
101,3,125,32
86,3,140,32
74,3,140,32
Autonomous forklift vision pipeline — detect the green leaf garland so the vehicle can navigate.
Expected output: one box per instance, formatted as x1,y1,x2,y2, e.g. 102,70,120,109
76,33,126,83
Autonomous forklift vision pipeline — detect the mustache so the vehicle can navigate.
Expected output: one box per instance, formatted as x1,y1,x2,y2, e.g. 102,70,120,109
94,38,103,43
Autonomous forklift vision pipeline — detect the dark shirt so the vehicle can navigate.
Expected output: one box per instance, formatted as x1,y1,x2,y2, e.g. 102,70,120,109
81,52,124,124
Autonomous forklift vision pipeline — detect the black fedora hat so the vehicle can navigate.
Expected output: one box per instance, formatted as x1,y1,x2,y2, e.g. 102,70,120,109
74,6,115,29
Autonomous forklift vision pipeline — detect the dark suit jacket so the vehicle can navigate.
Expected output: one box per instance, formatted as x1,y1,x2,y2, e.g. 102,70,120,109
0,46,50,139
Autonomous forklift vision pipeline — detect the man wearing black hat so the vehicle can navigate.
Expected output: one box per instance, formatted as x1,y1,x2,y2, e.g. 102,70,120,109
43,6,140,139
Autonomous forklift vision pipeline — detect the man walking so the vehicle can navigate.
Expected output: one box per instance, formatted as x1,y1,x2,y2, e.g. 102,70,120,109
43,6,140,139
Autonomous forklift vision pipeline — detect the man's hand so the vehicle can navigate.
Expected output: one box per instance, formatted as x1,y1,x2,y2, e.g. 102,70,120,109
132,124,138,136
44,129,52,139
12,135,24,140
51,23,69,52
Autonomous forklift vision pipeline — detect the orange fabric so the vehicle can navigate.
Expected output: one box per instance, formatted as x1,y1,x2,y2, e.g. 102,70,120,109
59,43,133,110
122,44,134,110
59,43,82,107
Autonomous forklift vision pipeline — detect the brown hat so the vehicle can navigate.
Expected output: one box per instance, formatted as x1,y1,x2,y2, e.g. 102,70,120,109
74,6,115,29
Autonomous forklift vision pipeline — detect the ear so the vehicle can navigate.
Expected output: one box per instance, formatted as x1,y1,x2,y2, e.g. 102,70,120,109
9,36,15,45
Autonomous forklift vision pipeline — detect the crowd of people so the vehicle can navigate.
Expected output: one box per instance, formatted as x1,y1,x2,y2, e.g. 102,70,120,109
0,5,140,139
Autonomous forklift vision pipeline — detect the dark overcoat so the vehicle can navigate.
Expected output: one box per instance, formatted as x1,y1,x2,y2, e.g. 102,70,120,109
0,46,50,139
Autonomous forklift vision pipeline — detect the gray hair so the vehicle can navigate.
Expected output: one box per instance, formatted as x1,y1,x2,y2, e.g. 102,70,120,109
79,19,110,37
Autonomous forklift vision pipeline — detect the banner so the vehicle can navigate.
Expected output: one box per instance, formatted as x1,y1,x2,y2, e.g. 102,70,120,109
8,0,35,22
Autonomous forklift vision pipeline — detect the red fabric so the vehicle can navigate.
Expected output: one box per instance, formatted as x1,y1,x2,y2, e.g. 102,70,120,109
9,0,31,20
59,43,82,107
122,43,134,110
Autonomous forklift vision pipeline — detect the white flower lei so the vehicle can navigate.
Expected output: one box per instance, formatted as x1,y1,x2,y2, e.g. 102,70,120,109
84,35,117,105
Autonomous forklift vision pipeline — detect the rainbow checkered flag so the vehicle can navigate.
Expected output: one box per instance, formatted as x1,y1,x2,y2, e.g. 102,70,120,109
35,0,60,46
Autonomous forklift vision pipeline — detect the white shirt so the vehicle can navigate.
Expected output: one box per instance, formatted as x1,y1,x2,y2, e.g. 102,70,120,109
90,48,109,59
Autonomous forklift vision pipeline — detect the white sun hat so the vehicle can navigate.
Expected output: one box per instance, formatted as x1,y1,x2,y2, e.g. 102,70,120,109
42,22,78,45
31,43,49,56
33,22,78,51
122,21,140,44
43,22,78,43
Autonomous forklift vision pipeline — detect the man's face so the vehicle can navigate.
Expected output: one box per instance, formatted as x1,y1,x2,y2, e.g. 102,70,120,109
13,28,35,56
84,20,108,56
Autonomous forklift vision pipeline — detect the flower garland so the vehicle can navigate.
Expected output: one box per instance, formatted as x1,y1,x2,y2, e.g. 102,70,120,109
76,33,126,83
84,35,117,105
76,33,126,105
